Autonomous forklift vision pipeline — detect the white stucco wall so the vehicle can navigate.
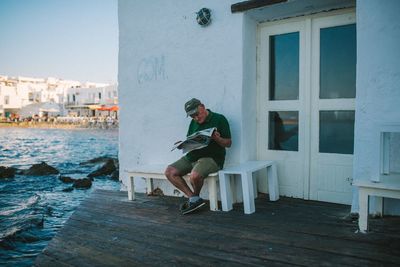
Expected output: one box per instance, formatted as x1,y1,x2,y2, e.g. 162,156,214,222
118,0,244,195
352,0,400,213
241,14,257,163
118,0,363,201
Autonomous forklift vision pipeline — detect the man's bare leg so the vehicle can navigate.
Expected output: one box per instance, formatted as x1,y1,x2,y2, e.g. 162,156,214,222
189,171,204,197
165,166,194,197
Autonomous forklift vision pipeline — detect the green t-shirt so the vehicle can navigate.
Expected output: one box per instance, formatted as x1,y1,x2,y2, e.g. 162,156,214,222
185,109,231,168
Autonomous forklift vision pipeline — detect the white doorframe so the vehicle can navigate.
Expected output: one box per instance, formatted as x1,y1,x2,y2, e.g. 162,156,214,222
257,9,356,204
257,20,308,199
309,13,356,204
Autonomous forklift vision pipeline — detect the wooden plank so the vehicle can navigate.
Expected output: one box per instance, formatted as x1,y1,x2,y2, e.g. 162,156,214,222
42,237,143,267
40,200,282,265
82,191,400,247
90,189,400,236
80,192,400,244
49,210,281,266
71,204,400,266
54,222,280,266
33,253,73,267
66,200,400,266
231,0,287,13
35,190,400,267
65,211,383,267
80,196,358,235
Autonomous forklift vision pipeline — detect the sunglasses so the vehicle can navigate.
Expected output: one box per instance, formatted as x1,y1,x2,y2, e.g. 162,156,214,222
190,112,200,118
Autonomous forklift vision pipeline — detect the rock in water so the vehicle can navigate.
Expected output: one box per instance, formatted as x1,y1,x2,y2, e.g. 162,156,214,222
73,178,92,189
110,170,119,181
0,166,16,179
59,176,75,183
23,162,59,176
79,156,115,165
87,159,116,178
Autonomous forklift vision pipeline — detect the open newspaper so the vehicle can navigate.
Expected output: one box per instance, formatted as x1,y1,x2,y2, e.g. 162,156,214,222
171,127,216,154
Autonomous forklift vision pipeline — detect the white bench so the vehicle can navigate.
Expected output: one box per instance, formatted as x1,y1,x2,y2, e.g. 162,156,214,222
219,160,279,214
125,164,219,211
354,175,400,233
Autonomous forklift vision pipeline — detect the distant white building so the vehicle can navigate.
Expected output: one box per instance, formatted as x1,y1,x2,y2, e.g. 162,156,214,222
0,74,117,118
0,76,42,117
65,84,118,117
118,0,400,215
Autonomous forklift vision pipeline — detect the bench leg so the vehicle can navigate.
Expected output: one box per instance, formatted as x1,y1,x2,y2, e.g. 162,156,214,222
267,163,279,201
146,178,153,195
208,176,218,211
358,189,368,233
252,175,258,197
376,196,383,217
219,172,233,211
371,196,383,217
128,176,135,200
242,171,255,214
231,175,237,204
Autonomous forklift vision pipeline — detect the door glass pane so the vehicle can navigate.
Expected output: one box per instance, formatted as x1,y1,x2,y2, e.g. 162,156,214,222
269,111,299,151
320,24,356,99
319,111,354,154
269,32,299,100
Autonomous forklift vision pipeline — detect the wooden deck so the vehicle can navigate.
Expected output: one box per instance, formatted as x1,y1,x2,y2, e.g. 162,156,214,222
34,189,400,266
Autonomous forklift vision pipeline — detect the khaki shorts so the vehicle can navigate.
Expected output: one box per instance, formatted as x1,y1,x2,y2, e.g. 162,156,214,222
169,156,220,178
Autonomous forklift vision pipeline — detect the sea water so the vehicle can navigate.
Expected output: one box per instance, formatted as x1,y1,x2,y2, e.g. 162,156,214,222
0,128,120,266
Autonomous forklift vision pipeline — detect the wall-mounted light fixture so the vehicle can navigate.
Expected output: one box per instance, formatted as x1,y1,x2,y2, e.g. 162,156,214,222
196,8,211,27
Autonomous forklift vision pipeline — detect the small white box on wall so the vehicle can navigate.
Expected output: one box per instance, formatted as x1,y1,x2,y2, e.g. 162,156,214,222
372,124,400,182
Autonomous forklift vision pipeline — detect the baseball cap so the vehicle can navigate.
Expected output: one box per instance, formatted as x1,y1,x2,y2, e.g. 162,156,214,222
184,98,202,116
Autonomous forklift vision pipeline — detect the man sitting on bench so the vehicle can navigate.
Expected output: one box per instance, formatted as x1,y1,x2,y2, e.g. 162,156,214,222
165,98,232,214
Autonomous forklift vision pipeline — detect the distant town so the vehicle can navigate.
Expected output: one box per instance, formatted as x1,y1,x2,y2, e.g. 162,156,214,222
0,75,118,127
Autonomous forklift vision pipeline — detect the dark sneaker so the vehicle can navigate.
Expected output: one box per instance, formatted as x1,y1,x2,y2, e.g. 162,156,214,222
180,198,205,215
179,201,188,211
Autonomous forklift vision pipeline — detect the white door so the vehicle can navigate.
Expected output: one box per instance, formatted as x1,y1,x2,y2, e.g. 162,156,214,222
257,20,309,199
309,14,356,204
257,11,356,204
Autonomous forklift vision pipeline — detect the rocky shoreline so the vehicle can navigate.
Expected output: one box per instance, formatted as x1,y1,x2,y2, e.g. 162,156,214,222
0,156,119,191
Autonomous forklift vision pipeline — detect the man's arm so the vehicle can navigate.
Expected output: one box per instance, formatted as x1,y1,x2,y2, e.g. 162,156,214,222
212,131,232,148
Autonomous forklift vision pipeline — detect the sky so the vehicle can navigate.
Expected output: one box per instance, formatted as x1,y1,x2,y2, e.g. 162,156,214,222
0,0,118,84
